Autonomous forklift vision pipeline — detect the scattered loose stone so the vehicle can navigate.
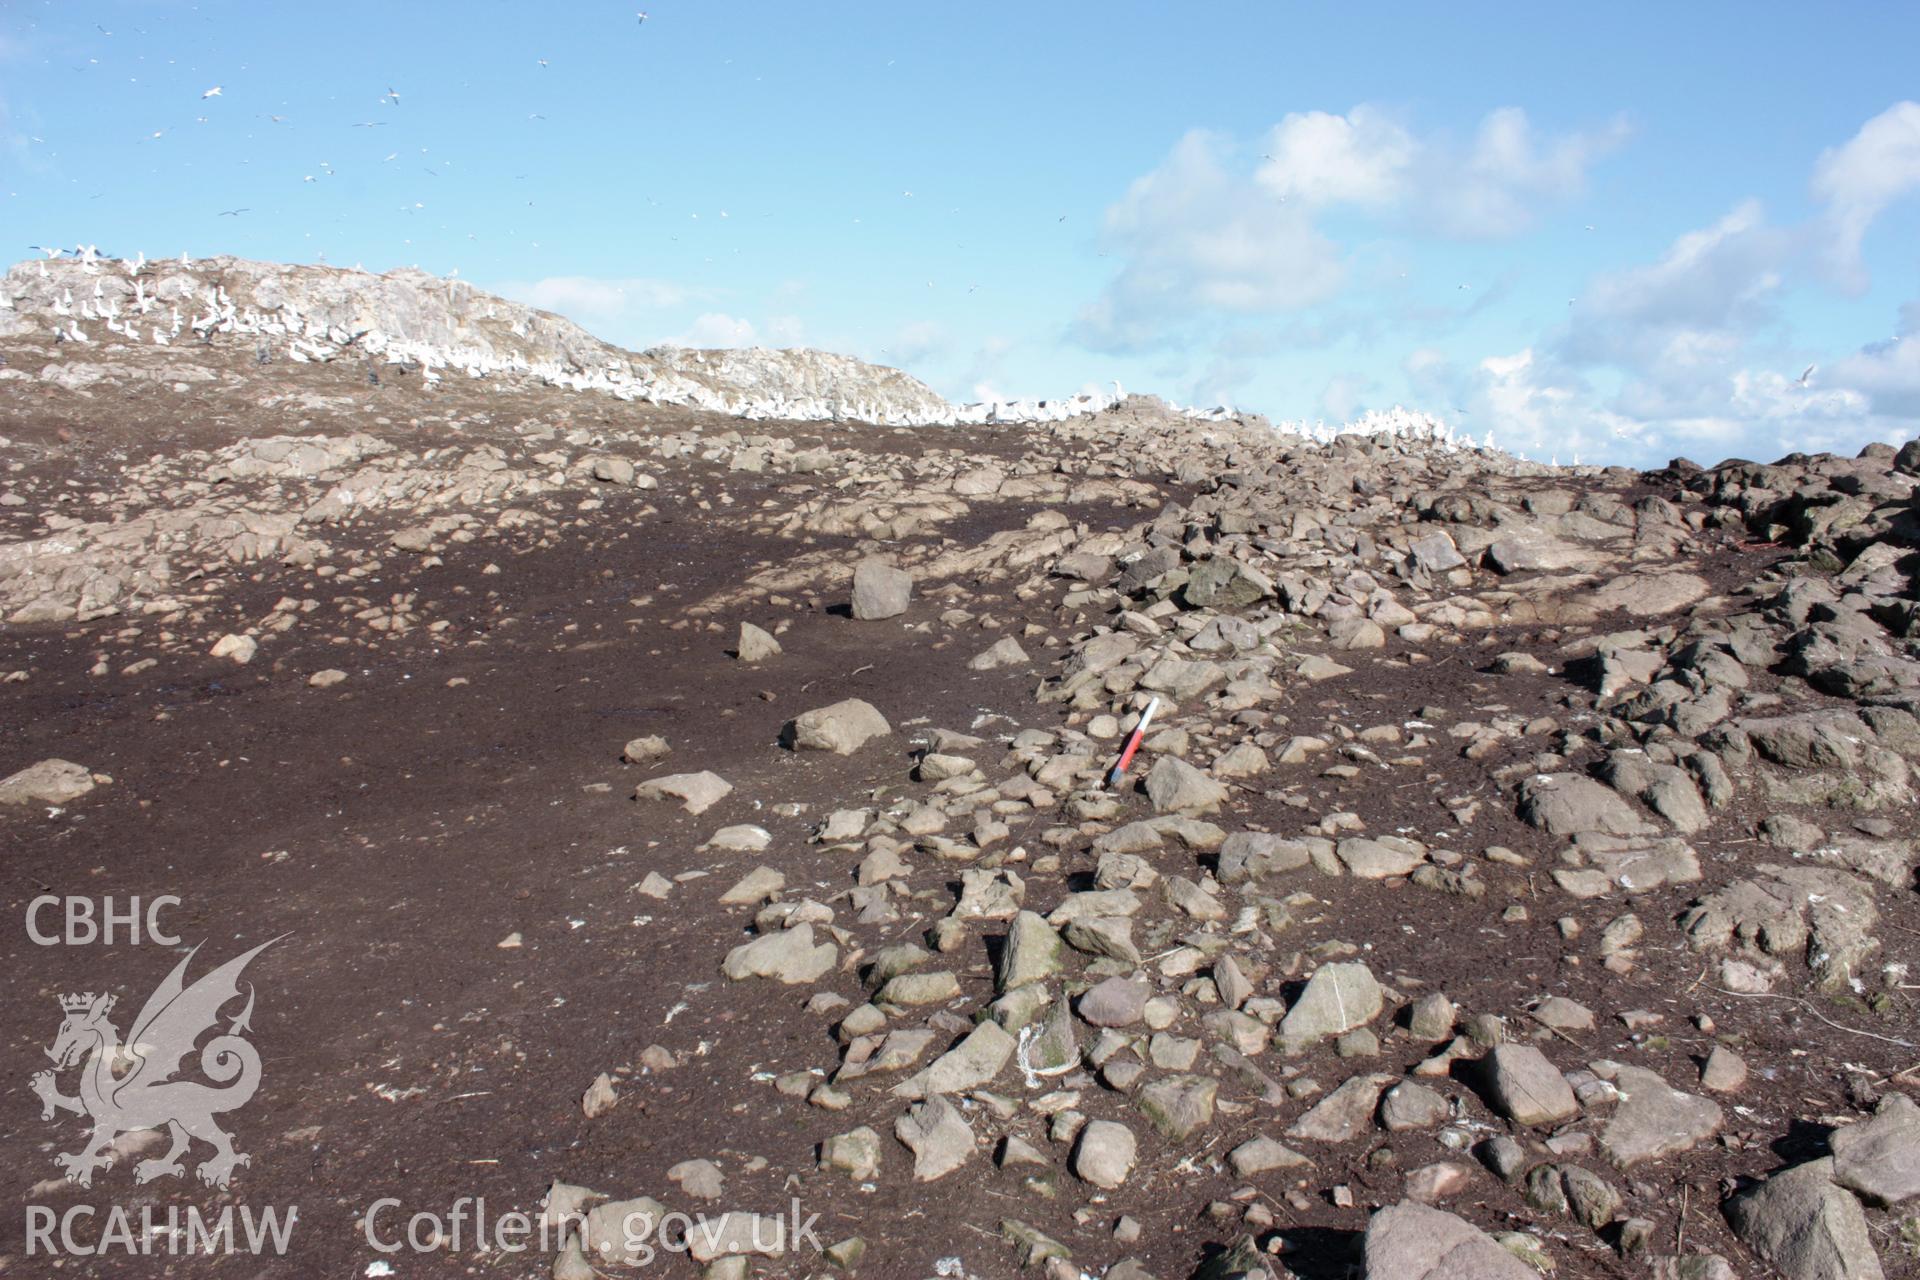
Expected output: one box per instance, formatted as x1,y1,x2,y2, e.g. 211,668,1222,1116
1136,1075,1217,1141
721,923,837,984
1078,977,1150,1027
851,558,913,620
0,758,97,805
666,1157,724,1200
968,637,1029,670
789,698,892,755
1363,1201,1540,1279
634,770,732,815
1596,1063,1722,1168
820,1127,882,1180
1287,1073,1394,1144
1480,1045,1579,1126
1071,1119,1137,1189
580,1073,617,1119
1228,1135,1309,1177
1727,1157,1886,1280
622,735,671,764
735,622,782,661
1279,961,1383,1047
894,1094,975,1181
1831,1092,1920,1206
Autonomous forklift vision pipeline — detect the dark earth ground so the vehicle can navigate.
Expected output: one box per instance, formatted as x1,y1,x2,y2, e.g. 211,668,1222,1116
0,349,1916,1279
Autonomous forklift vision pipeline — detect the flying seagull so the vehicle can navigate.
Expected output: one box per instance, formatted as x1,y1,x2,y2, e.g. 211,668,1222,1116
636,10,649,22
383,87,401,105
219,208,249,217
202,85,222,99
1798,364,1815,386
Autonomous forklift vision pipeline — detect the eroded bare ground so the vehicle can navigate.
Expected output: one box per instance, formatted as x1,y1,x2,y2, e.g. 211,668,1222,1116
3,326,1920,1280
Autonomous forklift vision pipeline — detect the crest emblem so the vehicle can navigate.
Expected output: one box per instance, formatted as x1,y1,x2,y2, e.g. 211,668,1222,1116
32,939,277,1188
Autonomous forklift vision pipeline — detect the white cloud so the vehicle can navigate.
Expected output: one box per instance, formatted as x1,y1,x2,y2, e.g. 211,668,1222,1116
1434,107,1630,238
1557,199,1794,417
1072,129,1345,351
1467,347,1648,463
1320,372,1376,422
1255,106,1413,207
0,95,40,170
1076,107,1625,352
1812,100,1920,291
499,275,693,323
1831,327,1920,417
677,312,758,347
763,314,806,346
886,320,949,366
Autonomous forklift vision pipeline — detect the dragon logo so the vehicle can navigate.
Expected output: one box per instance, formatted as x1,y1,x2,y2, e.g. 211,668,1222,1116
31,938,277,1188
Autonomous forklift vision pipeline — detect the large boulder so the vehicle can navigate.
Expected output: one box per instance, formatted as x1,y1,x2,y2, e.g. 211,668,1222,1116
1279,962,1382,1046
1479,1045,1579,1126
851,559,913,620
1726,1157,1885,1280
0,758,97,806
633,771,733,815
788,699,892,755
1145,756,1229,814
1832,1093,1920,1206
1517,772,1656,837
1362,1201,1540,1279
720,924,837,984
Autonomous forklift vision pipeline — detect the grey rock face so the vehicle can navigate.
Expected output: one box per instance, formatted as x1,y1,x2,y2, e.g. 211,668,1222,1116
1279,962,1383,1045
1362,1200,1541,1279
789,698,892,754
1479,1045,1579,1126
1831,1092,1920,1206
894,1094,976,1181
1144,756,1228,814
1726,1157,1886,1280
1599,1065,1723,1168
1071,1119,1137,1188
1517,772,1656,837
851,558,913,620
0,758,96,805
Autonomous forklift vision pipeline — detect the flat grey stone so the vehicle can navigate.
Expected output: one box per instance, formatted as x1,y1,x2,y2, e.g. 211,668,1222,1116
1832,1092,1920,1206
633,770,732,815
1362,1200,1540,1279
1280,962,1383,1045
789,698,892,755
894,1094,975,1181
1479,1044,1578,1126
1072,1119,1137,1189
1727,1157,1886,1280
1599,1065,1722,1168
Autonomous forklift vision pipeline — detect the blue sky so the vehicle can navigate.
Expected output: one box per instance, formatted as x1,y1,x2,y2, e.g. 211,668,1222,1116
3,2,1918,466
